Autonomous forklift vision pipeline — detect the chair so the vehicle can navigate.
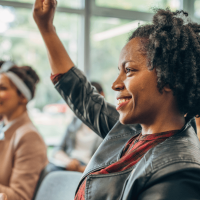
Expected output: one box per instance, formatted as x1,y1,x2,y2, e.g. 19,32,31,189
34,171,82,200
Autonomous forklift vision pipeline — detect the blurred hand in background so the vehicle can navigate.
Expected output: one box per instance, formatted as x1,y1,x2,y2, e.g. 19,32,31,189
0,193,7,200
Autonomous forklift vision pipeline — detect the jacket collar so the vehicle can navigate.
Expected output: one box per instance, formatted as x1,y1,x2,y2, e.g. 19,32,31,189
180,116,196,134
0,111,31,140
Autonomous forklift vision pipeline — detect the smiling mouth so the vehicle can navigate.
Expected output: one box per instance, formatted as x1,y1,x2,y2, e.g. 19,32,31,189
116,98,131,110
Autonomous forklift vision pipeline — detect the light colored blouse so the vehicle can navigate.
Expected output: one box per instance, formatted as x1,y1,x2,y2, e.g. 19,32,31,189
70,124,101,164
0,111,48,200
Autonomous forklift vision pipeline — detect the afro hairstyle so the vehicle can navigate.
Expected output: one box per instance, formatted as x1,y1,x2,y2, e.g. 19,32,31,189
129,8,200,118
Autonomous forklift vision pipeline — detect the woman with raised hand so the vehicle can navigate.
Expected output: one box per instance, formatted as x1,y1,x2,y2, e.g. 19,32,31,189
0,61,48,200
33,1,200,199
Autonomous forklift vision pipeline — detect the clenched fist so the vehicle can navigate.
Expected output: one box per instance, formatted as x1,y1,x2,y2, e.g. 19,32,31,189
33,0,57,32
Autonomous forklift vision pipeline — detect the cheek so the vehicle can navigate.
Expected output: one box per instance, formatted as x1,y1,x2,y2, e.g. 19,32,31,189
0,92,13,100
125,77,144,96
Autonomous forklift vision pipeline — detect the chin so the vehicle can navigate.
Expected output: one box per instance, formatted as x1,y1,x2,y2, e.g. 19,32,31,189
119,114,136,125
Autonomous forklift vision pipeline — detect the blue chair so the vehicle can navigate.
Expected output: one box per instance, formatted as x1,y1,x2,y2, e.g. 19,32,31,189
34,171,82,200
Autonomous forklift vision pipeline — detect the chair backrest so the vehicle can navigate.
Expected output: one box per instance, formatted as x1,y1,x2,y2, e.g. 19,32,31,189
34,171,82,200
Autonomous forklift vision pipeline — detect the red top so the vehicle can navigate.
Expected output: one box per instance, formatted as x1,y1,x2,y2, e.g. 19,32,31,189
50,73,179,200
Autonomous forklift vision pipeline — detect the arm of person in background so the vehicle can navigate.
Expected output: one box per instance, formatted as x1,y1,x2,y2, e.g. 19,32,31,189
54,151,80,171
52,128,80,171
0,194,7,200
0,132,47,200
53,151,85,172
195,117,200,141
52,117,83,171
33,0,120,139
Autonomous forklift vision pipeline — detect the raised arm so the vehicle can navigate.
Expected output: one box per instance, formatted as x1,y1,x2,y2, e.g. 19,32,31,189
33,0,73,75
33,0,120,138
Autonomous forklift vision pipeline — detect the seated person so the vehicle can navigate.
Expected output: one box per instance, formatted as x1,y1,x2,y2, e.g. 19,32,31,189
50,82,103,172
0,61,48,200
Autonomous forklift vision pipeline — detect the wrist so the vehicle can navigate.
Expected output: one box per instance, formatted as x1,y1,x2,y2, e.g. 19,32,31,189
38,24,56,35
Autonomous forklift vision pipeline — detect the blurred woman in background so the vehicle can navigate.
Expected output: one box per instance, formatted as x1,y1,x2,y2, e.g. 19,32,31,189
0,61,48,200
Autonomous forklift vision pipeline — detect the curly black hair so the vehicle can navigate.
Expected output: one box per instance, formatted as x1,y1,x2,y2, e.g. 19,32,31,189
129,8,200,118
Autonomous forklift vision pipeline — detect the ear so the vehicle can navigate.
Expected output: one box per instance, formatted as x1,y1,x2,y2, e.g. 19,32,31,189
163,84,172,92
19,94,28,105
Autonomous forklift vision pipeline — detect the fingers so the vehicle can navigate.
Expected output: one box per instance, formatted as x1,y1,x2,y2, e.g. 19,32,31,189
34,0,43,9
34,0,57,10
44,0,57,8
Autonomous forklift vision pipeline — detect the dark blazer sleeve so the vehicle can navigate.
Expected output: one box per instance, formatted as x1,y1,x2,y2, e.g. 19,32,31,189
55,67,119,139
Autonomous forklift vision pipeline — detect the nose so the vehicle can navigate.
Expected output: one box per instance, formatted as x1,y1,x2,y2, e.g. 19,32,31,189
112,77,125,91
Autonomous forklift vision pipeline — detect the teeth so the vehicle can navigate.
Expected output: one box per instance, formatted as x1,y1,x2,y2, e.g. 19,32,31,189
117,98,131,105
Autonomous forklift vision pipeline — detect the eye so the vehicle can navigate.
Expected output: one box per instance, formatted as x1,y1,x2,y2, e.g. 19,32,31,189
0,86,7,90
125,68,131,73
125,67,136,74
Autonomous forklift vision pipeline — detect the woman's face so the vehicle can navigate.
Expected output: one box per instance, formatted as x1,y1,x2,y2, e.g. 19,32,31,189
112,37,167,125
0,74,25,117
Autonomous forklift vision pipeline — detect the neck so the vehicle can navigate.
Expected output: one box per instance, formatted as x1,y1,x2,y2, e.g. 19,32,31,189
3,107,26,125
141,114,185,135
141,102,185,135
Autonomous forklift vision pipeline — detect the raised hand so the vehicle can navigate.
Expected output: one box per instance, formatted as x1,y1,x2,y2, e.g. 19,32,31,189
33,0,57,32
33,0,74,74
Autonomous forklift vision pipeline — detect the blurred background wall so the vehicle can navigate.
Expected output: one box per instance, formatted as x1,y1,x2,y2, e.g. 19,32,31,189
0,0,199,155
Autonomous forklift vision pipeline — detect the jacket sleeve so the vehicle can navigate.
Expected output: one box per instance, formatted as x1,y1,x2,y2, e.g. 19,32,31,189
0,132,47,200
137,164,200,200
55,67,119,138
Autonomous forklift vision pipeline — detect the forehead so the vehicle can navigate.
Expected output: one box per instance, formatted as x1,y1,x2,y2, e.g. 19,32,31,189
0,73,15,87
119,37,145,63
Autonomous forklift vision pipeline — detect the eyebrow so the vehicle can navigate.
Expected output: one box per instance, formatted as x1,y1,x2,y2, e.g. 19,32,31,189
0,82,9,86
122,60,136,66
118,60,136,70
0,83,6,86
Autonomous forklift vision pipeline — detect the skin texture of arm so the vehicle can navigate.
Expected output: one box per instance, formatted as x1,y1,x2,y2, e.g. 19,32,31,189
33,0,74,75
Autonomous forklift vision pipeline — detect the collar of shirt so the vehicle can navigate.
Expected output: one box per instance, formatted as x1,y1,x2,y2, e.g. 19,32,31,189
0,118,19,141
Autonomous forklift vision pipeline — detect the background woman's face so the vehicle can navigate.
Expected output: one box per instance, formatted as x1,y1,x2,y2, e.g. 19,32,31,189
0,74,24,117
112,37,166,125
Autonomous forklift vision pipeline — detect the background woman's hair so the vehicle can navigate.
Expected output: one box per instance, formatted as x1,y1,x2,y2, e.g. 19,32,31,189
129,8,200,118
0,61,40,99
